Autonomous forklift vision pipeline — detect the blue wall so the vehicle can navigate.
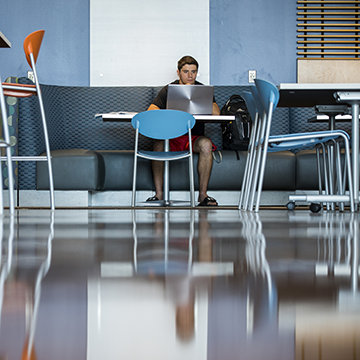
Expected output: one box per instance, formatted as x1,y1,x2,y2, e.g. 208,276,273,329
210,0,297,85
0,0,90,86
0,0,297,86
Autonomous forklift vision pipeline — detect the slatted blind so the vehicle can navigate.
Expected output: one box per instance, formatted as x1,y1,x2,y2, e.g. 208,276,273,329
297,0,360,59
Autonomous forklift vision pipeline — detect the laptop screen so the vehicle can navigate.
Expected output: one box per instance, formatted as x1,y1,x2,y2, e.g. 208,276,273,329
166,84,214,115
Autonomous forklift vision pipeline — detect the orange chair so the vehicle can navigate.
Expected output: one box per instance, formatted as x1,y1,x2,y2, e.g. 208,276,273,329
1,30,54,210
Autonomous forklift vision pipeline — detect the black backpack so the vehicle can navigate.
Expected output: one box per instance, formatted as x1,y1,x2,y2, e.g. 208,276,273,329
220,94,252,151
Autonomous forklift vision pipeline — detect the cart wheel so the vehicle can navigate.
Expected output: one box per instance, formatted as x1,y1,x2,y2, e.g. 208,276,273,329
286,201,296,211
310,203,322,213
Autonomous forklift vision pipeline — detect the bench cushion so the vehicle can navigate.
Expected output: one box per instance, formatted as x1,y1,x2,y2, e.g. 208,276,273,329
37,149,297,192
97,149,296,191
95,150,153,191
295,149,320,190
37,149,105,190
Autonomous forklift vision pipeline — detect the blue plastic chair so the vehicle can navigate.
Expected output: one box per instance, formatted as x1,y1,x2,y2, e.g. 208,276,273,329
239,79,354,213
238,91,260,210
0,76,15,214
131,109,196,207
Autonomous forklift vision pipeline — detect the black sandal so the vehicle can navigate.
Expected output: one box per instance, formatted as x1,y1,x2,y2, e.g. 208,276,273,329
146,195,160,202
197,196,218,206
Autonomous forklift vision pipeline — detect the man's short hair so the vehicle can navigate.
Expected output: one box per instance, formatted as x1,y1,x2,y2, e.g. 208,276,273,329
177,56,199,71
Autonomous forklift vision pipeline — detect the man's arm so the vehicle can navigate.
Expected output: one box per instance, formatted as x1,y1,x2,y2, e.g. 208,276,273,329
212,102,220,115
147,104,160,111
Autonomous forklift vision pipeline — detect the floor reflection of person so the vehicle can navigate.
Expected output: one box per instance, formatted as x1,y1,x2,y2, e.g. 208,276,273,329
167,210,213,341
198,210,213,263
141,209,214,341
166,275,195,341
134,209,216,342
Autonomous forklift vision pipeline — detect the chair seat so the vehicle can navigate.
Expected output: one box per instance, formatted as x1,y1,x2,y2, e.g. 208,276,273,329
2,82,37,98
267,130,349,151
138,150,190,161
268,135,339,152
255,134,338,152
270,129,350,141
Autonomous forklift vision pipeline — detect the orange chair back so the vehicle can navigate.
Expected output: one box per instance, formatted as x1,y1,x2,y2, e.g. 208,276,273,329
23,30,45,69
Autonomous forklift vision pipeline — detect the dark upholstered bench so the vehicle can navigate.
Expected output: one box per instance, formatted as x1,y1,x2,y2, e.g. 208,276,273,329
37,149,297,191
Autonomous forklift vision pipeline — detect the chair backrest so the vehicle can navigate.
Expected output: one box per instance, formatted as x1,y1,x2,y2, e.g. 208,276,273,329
241,91,257,122
250,86,264,116
23,30,45,68
131,110,196,140
254,79,280,114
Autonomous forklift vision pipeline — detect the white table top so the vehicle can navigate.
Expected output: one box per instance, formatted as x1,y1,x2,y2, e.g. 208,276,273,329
97,112,235,122
278,83,360,108
279,83,360,91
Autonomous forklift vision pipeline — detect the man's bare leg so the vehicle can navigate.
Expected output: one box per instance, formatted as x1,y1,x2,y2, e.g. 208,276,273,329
150,140,164,200
193,137,217,205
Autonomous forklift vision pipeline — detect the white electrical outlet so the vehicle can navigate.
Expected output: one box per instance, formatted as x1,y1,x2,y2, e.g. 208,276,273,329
248,70,256,83
27,71,34,83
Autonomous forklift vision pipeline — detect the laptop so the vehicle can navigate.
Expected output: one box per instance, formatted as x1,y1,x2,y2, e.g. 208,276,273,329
166,84,214,115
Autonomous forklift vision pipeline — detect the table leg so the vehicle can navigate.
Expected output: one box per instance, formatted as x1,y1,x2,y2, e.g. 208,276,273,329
351,103,359,209
329,115,335,131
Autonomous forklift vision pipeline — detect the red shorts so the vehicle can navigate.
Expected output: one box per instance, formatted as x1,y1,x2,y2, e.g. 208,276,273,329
170,135,217,152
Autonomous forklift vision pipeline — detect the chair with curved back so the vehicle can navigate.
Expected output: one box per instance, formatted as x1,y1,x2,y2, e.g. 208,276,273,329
0,77,15,214
131,109,196,207
1,30,54,210
239,79,354,213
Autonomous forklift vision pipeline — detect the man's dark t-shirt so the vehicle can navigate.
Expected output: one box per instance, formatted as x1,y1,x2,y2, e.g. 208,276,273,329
152,80,216,136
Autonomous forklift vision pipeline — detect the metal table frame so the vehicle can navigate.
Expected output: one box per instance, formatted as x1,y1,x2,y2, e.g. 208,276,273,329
278,83,360,208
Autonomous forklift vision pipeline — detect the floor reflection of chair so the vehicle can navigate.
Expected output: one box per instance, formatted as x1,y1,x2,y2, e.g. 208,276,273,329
293,213,360,360
0,212,55,360
315,213,359,293
241,212,273,297
22,212,54,360
0,215,15,329
240,212,276,337
133,210,195,274
350,216,359,293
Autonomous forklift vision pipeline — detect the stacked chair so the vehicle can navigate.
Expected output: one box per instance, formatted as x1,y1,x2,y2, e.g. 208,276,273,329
239,78,354,213
1,30,55,210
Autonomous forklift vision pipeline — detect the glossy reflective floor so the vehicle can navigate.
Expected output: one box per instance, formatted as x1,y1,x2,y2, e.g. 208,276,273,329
0,208,359,360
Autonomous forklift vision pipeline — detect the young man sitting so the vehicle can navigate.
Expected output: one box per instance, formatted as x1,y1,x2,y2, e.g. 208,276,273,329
146,55,220,206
